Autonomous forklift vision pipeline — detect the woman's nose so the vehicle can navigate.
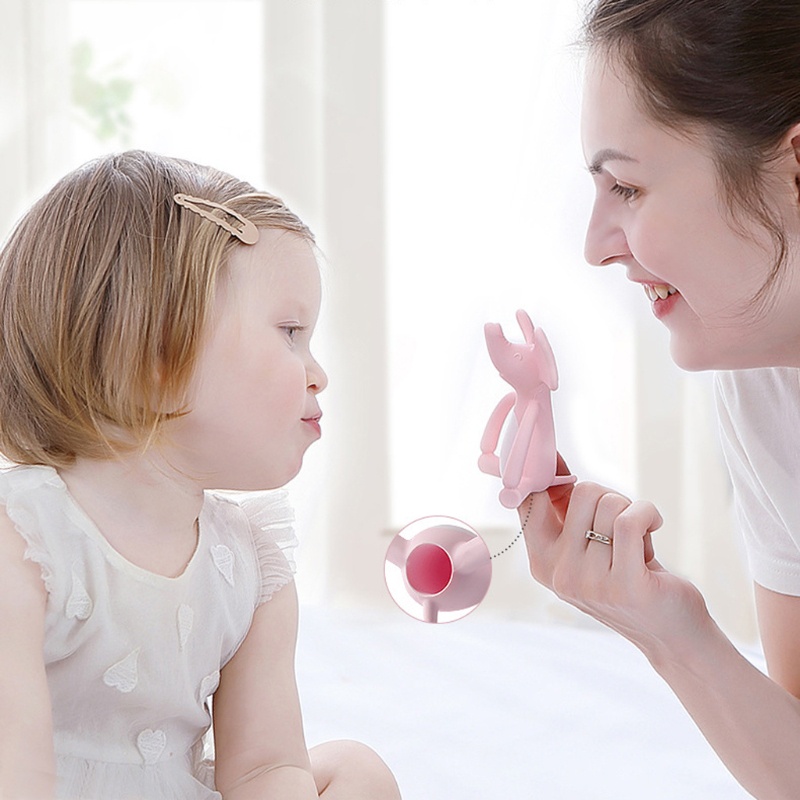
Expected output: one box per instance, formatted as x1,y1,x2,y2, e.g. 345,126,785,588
584,202,630,267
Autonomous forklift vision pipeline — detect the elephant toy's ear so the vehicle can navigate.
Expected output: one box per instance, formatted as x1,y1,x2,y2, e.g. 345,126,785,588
516,309,535,344
484,321,505,345
534,328,559,390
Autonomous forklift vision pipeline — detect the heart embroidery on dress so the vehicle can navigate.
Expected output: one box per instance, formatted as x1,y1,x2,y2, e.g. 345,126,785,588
136,728,166,765
211,544,235,586
65,571,93,620
199,670,220,701
103,648,140,693
177,604,194,650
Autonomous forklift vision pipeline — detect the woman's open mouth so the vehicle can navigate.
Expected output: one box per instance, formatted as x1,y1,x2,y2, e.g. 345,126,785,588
644,283,680,319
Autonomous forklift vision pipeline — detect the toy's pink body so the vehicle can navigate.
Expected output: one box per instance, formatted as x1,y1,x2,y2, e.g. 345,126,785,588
479,310,576,509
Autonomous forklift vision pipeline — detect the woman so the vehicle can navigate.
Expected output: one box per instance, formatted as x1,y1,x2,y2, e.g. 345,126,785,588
523,1,800,797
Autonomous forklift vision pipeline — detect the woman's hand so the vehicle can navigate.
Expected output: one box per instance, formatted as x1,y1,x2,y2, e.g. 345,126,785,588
520,455,711,662
521,459,800,799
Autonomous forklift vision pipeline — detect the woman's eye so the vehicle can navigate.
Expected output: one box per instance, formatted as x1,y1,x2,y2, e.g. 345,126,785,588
610,182,639,202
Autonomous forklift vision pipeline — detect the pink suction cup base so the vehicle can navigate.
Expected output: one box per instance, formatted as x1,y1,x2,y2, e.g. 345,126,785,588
384,515,492,623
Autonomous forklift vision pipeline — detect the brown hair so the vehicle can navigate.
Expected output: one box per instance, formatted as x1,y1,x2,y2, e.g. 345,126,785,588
583,0,800,310
0,150,313,467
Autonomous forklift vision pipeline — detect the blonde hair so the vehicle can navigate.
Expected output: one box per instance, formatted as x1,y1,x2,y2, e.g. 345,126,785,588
0,150,314,467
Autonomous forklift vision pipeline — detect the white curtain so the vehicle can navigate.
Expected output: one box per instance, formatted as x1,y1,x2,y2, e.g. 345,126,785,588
0,0,71,233
1,0,755,642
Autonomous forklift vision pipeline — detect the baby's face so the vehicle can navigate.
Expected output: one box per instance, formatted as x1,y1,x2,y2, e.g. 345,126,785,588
167,228,327,490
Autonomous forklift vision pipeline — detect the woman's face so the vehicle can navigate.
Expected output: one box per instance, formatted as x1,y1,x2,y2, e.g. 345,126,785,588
581,52,800,370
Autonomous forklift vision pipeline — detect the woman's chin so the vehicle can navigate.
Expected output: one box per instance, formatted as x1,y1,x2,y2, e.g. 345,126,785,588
669,337,767,372
669,340,716,372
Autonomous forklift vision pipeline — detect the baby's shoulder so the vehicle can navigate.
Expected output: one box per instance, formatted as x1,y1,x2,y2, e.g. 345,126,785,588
0,464,74,597
0,498,47,615
204,489,298,606
204,488,295,543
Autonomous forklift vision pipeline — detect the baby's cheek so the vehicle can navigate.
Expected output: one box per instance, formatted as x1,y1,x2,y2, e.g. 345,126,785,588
259,363,307,417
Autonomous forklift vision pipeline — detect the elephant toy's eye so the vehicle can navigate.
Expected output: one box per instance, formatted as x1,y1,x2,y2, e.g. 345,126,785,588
514,353,523,361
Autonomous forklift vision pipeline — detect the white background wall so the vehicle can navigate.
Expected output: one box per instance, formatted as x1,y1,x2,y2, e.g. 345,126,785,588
0,0,755,642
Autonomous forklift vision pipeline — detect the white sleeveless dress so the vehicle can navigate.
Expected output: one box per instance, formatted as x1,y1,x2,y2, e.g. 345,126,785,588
0,464,298,800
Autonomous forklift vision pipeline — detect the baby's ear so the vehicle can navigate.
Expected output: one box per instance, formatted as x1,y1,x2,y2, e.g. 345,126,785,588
515,309,535,344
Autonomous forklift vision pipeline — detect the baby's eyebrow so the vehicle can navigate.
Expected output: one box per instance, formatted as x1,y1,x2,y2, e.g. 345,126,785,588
587,148,638,175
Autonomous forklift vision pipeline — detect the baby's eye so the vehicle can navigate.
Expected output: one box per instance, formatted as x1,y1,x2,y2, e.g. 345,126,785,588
610,182,639,202
281,325,305,343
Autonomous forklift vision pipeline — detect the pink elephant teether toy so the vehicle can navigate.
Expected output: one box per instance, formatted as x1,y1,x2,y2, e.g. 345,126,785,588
478,309,576,508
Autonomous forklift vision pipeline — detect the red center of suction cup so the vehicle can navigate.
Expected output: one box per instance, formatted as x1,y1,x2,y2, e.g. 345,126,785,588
405,543,453,595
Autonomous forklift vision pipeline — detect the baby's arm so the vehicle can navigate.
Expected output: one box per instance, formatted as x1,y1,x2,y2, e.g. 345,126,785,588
0,509,56,800
213,580,318,800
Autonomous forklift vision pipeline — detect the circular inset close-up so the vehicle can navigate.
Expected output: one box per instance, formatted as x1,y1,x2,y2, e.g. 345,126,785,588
384,515,491,623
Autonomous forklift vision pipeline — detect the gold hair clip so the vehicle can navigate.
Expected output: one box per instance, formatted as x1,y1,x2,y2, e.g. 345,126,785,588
173,193,260,245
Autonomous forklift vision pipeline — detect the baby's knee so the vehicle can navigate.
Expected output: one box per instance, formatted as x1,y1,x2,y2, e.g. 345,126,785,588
310,739,400,799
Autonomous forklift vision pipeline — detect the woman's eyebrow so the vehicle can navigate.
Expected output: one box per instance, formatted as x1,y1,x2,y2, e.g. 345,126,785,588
587,148,638,174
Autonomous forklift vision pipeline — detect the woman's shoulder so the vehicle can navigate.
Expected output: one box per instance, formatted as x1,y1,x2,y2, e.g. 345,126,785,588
716,367,800,456
715,367,800,414
715,367,800,449
715,368,800,594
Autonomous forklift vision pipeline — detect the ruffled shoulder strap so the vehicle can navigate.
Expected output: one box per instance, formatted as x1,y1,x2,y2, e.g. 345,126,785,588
212,490,299,606
0,464,64,594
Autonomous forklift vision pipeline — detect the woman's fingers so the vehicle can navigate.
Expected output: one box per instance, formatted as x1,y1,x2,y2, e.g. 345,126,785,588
521,481,625,557
590,490,631,539
559,483,624,555
518,473,677,646
519,489,568,568
643,532,656,565
520,464,663,602
519,475,588,581
610,500,663,577
583,491,630,569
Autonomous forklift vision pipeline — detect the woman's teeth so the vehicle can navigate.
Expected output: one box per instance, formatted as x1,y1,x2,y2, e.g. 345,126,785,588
644,284,678,302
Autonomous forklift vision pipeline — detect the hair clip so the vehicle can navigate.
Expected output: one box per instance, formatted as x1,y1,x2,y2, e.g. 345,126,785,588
173,193,260,245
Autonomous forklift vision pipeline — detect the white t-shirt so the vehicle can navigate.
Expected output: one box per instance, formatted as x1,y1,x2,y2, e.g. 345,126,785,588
715,367,800,595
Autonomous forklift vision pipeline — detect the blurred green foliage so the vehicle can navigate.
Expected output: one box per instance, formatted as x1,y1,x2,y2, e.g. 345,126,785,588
71,40,134,143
